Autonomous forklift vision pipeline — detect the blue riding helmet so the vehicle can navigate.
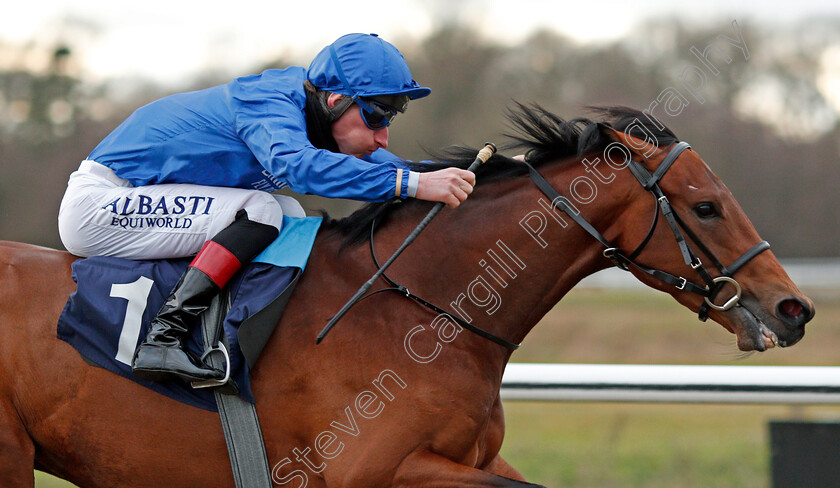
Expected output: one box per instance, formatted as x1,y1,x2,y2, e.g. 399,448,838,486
307,33,431,101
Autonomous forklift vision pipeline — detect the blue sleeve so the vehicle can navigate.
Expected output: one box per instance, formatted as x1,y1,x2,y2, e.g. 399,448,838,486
231,73,404,202
363,149,415,198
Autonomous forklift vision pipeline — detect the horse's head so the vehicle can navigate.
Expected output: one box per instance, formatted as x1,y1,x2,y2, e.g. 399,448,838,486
605,127,814,351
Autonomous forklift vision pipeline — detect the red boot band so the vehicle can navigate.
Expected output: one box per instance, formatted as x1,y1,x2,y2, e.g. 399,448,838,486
189,241,242,288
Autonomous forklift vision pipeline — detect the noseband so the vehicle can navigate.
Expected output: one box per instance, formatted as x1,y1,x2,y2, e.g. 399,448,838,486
521,141,770,321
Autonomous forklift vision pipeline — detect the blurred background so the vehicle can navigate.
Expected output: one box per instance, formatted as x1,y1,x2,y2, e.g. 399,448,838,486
3,1,838,487
2,0,840,257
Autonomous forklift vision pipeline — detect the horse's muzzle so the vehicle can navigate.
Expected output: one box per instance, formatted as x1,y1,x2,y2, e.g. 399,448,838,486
728,293,814,351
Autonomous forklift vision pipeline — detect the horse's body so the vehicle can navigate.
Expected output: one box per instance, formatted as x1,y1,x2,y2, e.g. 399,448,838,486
0,107,813,487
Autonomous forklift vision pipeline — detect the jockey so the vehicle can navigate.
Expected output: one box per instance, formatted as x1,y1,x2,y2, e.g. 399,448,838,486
58,33,476,384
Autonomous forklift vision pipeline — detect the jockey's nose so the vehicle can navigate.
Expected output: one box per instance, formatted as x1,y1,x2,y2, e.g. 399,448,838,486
374,127,389,149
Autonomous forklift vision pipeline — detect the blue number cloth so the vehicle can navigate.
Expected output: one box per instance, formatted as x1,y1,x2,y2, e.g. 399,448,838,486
57,216,321,411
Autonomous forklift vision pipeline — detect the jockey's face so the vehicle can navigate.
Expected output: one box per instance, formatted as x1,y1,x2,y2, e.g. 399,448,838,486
328,93,389,158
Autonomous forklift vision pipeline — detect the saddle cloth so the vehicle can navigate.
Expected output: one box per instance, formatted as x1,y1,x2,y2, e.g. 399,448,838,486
57,216,321,411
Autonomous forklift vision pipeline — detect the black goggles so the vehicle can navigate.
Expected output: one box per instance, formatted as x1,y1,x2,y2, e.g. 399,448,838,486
355,97,400,130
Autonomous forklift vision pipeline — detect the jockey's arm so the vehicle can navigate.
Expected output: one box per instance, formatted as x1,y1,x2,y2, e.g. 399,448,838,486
236,89,477,206
364,149,475,209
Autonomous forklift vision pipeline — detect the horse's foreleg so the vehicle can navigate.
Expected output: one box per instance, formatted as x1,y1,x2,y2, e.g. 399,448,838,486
0,402,35,487
393,451,545,488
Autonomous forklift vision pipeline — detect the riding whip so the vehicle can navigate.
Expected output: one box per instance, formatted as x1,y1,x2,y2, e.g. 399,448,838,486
316,142,497,344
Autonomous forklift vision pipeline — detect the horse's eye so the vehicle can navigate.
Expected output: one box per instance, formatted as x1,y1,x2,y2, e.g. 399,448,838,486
693,202,719,219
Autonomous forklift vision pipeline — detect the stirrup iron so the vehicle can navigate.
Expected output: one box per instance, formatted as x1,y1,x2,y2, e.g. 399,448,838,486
191,342,232,389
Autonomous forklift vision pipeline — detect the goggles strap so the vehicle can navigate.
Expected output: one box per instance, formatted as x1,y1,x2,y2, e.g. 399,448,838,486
329,45,360,100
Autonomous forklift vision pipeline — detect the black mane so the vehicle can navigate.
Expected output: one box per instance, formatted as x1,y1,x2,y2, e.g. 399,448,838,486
322,104,679,248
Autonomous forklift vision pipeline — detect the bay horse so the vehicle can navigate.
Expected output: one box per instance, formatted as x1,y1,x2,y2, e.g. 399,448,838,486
0,106,814,487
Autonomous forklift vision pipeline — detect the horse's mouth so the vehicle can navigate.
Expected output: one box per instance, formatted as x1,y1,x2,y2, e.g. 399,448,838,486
731,304,780,352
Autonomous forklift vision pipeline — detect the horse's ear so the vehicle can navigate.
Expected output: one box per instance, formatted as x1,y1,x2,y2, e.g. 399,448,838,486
599,124,660,159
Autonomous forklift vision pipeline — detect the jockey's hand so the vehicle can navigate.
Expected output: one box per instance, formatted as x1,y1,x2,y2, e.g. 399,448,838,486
415,168,476,208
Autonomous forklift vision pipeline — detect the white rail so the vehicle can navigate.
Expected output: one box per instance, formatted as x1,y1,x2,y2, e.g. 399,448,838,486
500,364,840,405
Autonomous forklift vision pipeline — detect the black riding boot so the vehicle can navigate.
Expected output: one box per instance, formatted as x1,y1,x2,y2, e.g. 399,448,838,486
131,210,279,383
131,266,225,382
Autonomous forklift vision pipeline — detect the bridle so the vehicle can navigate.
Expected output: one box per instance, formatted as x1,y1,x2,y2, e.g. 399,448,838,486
361,141,770,351
521,141,770,321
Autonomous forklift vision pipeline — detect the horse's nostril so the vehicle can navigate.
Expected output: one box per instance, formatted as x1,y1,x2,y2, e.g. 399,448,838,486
780,299,803,318
776,297,813,327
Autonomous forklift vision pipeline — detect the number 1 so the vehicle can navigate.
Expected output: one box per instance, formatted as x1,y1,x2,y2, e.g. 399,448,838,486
110,276,155,366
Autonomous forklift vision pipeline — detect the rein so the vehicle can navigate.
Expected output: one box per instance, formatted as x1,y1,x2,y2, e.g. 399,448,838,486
521,141,770,321
358,219,521,350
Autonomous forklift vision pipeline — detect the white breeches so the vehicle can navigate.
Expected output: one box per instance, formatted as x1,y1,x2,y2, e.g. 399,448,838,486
58,160,304,259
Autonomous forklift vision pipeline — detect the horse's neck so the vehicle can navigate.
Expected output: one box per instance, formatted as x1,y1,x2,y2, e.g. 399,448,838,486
375,159,634,352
